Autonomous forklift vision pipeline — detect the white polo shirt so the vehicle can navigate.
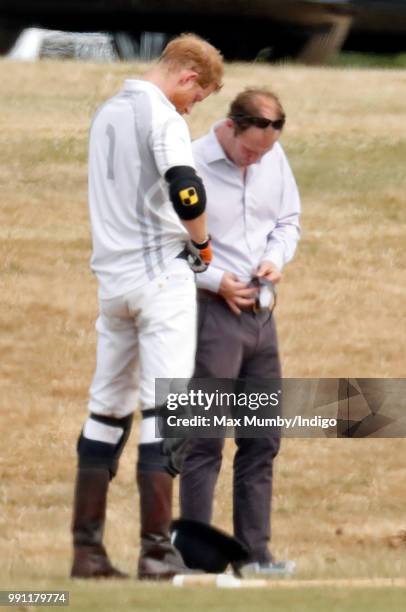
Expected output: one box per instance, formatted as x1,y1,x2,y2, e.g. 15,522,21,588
88,79,194,299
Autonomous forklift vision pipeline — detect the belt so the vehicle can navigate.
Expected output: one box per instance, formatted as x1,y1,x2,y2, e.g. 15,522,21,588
198,288,275,315
197,289,256,314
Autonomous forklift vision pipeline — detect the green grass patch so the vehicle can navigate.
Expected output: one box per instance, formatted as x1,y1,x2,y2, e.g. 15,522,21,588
287,140,406,198
2,579,406,612
330,52,406,69
0,135,87,166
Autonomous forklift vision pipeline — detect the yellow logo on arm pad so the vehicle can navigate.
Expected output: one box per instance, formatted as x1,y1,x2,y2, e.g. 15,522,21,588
179,187,198,206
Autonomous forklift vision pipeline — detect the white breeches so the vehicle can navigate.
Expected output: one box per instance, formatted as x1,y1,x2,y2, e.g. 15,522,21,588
88,258,197,419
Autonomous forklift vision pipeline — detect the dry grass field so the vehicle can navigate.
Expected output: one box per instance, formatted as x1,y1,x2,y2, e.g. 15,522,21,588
0,59,406,610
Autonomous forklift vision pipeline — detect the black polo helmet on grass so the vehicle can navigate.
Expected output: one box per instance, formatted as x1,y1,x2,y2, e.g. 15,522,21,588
170,519,249,573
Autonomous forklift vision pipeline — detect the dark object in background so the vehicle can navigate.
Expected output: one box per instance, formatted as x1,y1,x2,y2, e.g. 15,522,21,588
1,1,406,64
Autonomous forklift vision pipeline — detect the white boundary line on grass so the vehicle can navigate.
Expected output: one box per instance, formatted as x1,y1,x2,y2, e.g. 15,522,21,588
173,575,406,589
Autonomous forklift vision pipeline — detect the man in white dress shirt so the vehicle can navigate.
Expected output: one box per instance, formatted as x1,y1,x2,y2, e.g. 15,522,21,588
180,88,301,577
70,34,223,581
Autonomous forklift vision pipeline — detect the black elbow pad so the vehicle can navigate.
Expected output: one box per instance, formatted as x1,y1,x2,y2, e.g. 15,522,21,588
165,165,206,220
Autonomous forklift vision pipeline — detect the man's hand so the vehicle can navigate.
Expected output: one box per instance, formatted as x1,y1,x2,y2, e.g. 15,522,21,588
218,272,257,316
256,260,282,284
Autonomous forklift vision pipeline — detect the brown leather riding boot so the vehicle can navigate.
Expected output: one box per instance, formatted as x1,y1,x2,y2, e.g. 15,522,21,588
137,471,197,580
71,467,128,579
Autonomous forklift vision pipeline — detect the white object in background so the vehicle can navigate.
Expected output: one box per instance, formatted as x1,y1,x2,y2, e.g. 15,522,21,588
7,27,48,60
7,27,117,62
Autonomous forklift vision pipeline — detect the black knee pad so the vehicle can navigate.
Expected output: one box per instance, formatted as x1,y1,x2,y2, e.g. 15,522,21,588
139,406,191,477
162,436,191,476
137,438,190,478
77,413,133,479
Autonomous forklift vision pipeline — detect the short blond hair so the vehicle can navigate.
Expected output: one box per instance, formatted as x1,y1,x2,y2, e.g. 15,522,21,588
159,33,223,91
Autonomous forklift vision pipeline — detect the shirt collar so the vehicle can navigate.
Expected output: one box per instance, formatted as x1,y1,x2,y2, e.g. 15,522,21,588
203,120,230,164
123,79,175,111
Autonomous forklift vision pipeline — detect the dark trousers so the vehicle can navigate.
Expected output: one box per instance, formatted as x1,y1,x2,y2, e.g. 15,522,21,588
180,293,281,563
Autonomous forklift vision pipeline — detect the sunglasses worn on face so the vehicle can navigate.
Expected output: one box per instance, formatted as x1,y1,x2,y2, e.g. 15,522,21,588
230,114,286,131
